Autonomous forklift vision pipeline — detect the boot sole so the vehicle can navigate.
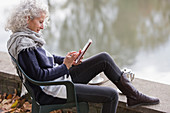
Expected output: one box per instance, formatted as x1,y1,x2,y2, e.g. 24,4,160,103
127,101,160,108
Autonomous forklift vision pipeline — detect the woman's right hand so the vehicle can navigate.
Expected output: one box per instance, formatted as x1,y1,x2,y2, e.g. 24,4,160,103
63,51,77,69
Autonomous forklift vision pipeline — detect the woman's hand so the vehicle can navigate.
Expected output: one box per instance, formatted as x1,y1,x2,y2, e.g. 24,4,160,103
63,51,77,69
72,49,83,66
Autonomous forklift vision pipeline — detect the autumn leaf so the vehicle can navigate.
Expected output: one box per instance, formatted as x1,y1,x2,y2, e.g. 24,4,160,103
7,94,13,99
18,98,25,108
8,107,17,112
2,93,7,100
0,94,2,103
50,109,63,113
10,89,17,100
11,99,19,108
1,99,12,105
23,101,32,112
1,103,13,111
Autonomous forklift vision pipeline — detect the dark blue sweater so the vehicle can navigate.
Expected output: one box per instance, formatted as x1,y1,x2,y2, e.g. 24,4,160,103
18,47,69,101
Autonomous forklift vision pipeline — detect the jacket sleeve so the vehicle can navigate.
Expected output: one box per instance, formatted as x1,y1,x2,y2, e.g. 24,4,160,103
53,55,65,65
18,49,69,81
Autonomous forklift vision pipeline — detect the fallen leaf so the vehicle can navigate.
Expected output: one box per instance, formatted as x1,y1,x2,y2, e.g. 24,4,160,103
12,89,17,100
3,93,7,99
11,100,19,108
1,103,12,110
18,98,25,108
7,94,13,99
12,95,20,102
0,94,2,103
8,107,17,112
1,99,11,105
23,101,32,112
50,109,63,113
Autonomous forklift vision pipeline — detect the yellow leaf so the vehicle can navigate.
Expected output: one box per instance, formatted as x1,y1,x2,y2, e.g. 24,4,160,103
11,100,18,108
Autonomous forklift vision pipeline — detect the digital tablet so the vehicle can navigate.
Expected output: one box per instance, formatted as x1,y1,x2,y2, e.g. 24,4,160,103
75,39,92,63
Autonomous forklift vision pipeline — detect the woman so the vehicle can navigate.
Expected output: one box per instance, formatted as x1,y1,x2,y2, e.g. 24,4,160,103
6,0,159,113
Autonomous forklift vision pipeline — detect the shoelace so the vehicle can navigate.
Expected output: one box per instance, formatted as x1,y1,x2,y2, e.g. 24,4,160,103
122,68,135,82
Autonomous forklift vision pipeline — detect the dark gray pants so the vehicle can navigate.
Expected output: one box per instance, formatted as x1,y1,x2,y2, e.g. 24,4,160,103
69,52,122,113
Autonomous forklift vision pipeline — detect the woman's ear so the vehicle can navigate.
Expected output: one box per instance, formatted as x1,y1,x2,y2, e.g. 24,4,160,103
27,16,31,24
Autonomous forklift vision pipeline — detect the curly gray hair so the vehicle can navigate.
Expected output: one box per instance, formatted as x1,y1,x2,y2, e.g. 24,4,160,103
5,0,49,33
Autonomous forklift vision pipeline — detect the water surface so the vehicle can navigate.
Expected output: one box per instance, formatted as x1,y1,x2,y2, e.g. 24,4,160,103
1,0,170,85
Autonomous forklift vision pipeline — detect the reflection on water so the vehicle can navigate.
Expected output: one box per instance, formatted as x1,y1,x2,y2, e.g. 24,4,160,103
1,0,170,85
43,0,170,84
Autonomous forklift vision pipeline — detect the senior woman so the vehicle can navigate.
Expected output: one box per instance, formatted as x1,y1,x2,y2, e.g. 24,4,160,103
6,0,159,113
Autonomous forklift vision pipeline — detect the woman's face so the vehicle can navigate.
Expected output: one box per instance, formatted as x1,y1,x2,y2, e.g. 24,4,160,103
27,12,46,33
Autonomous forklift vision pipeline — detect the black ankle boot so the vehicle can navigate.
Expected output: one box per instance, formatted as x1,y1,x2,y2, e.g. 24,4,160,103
115,73,160,107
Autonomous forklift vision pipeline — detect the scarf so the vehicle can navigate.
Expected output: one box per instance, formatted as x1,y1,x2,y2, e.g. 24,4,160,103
7,28,46,61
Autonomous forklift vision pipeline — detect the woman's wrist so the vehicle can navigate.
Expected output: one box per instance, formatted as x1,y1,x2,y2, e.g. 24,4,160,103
64,63,71,69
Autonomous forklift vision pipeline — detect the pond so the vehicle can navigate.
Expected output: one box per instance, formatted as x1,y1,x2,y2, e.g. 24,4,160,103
0,0,170,85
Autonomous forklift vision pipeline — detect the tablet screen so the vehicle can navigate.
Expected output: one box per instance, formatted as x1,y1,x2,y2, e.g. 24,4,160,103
75,39,92,63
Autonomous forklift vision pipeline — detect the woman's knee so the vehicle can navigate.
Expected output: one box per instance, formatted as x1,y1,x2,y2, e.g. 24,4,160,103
113,90,119,103
98,52,112,61
105,87,119,102
110,88,119,102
